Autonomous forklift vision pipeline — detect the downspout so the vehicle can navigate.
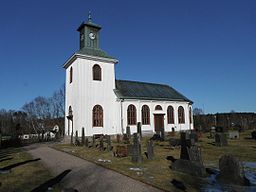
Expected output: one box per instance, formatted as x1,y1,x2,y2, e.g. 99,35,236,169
120,99,124,134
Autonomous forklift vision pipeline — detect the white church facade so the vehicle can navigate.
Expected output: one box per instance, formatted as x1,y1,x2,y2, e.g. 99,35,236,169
63,15,194,137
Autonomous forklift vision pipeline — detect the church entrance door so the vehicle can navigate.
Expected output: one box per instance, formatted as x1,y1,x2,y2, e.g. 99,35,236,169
154,114,164,133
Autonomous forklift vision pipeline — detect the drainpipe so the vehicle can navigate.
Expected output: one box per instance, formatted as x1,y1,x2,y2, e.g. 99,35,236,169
120,99,124,134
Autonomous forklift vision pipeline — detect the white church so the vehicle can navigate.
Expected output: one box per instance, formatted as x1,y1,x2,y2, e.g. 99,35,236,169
63,15,194,137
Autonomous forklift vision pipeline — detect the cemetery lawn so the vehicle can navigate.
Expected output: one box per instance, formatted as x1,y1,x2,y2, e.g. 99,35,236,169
53,130,256,192
0,147,60,192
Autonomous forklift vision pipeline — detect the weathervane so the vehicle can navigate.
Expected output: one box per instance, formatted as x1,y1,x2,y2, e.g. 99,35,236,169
88,11,92,23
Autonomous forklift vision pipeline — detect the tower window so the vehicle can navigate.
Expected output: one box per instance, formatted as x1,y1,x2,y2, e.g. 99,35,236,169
127,104,137,125
93,64,101,81
167,106,174,124
178,106,185,124
93,105,103,127
69,67,73,83
141,105,150,125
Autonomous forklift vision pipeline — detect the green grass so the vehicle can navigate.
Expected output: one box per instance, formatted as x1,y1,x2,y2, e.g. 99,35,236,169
0,147,60,192
53,130,256,192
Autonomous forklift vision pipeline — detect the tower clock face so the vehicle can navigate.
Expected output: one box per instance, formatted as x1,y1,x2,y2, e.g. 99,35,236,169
89,32,96,40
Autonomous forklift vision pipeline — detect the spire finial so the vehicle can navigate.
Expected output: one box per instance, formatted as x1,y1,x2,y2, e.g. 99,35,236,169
88,11,92,23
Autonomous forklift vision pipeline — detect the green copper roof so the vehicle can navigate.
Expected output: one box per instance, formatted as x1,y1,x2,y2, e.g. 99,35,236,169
114,80,193,103
76,47,115,59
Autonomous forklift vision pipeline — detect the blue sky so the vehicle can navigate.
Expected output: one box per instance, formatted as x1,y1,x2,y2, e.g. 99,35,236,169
0,0,255,114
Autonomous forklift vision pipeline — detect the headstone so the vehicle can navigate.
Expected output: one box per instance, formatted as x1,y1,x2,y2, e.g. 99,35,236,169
71,131,73,145
187,146,203,165
180,132,190,160
99,136,104,151
126,126,131,138
81,127,85,145
228,131,239,139
75,131,80,146
172,159,206,177
115,145,128,157
146,140,154,160
170,127,175,137
215,126,224,133
92,135,96,147
217,154,249,186
123,134,130,144
160,128,165,141
137,122,142,138
131,133,143,163
106,135,112,151
251,131,256,140
209,127,216,138
85,137,89,147
189,132,198,142
169,138,181,147
215,133,228,147
116,134,121,143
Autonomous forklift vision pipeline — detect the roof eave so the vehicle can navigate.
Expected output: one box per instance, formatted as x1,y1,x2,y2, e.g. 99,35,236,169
63,53,119,69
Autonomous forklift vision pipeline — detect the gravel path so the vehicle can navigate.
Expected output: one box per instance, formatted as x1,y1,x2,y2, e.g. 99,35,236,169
26,144,162,192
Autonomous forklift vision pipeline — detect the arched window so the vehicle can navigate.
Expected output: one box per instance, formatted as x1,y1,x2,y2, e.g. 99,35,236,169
178,106,185,124
69,67,73,83
127,104,137,125
93,105,103,127
167,106,174,124
141,105,150,125
93,64,101,81
155,105,162,110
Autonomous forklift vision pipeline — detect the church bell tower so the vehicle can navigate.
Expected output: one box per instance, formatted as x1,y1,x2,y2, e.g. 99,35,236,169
77,12,101,50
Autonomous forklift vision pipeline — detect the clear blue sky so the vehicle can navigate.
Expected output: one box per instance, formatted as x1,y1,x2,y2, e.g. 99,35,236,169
0,0,255,114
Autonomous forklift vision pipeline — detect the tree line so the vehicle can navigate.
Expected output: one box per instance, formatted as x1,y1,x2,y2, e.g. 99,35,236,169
0,85,65,137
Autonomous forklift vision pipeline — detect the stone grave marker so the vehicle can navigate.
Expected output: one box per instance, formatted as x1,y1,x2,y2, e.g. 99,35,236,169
160,128,165,141
106,135,112,151
187,146,203,165
116,134,121,143
115,145,128,157
75,130,80,146
180,132,190,160
122,134,130,144
126,126,131,138
146,140,154,160
81,127,85,145
131,133,143,163
99,136,104,151
251,131,256,140
228,131,239,139
137,122,142,138
217,154,249,186
92,135,96,147
85,137,89,147
215,133,228,147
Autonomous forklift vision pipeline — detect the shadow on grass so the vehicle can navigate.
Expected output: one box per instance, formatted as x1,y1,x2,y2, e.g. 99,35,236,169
0,158,41,172
31,169,72,192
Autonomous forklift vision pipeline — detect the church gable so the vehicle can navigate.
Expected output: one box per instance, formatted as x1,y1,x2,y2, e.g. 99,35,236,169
114,80,192,103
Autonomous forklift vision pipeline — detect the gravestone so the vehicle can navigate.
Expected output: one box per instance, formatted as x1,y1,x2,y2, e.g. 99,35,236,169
75,131,80,146
160,128,165,141
99,136,104,151
180,132,190,160
131,133,143,163
92,135,96,147
116,134,121,143
228,131,239,139
215,133,228,147
137,122,142,138
115,145,128,157
189,132,198,142
251,131,256,140
209,127,216,138
146,140,154,160
81,127,85,145
123,134,130,144
126,126,131,138
217,154,249,186
106,135,112,151
85,137,89,147
172,159,206,177
169,138,181,147
170,127,175,137
187,146,203,165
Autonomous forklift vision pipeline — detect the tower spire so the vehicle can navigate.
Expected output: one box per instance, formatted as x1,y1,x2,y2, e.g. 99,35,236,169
88,11,92,23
